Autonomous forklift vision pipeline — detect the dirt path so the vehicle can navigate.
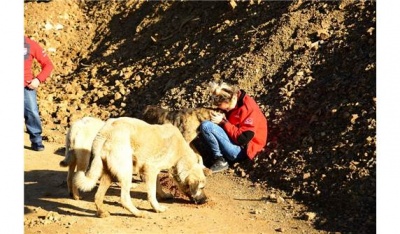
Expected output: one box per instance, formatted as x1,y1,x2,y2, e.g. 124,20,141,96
24,132,326,234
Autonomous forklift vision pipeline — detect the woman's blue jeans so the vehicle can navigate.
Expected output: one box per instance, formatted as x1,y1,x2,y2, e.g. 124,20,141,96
24,87,43,146
200,120,247,162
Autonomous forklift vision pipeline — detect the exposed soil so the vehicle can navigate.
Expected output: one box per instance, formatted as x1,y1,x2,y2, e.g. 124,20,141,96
24,0,376,233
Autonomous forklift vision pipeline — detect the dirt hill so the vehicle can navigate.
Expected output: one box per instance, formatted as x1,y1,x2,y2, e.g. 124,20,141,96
24,0,376,233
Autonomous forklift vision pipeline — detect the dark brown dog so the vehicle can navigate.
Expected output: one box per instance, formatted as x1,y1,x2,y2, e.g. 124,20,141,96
142,105,218,144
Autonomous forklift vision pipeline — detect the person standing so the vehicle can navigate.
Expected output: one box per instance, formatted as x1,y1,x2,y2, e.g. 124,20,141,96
24,36,54,151
200,81,268,173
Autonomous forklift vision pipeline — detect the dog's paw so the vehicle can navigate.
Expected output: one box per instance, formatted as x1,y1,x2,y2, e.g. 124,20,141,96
69,192,81,200
71,193,81,200
97,211,110,218
155,205,168,213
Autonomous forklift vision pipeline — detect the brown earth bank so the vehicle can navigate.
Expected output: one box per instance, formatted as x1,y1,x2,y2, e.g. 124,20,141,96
24,0,376,233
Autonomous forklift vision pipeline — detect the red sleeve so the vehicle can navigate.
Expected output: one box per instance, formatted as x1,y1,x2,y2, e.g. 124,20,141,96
30,39,54,83
223,104,256,144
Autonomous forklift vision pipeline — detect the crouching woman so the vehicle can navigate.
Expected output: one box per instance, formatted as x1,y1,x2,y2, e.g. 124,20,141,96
200,81,268,173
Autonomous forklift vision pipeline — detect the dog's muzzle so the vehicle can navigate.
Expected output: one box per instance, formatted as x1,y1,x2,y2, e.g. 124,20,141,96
190,192,208,204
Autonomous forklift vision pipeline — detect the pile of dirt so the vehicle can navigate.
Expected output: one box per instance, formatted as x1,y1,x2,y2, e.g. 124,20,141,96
24,0,376,233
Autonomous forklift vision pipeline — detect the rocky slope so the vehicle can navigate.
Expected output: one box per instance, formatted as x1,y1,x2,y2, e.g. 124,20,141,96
24,0,376,232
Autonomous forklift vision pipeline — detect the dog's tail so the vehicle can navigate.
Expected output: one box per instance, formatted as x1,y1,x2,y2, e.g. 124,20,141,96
73,133,106,192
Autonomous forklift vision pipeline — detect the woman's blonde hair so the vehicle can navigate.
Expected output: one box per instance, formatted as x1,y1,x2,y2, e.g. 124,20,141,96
208,81,239,106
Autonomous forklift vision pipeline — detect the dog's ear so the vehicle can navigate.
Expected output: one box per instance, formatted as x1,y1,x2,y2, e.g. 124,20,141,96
203,167,213,176
187,174,206,195
188,177,200,196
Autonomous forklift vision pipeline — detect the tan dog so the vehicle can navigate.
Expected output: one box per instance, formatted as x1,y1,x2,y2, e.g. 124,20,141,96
142,105,218,172
73,117,208,218
59,117,105,200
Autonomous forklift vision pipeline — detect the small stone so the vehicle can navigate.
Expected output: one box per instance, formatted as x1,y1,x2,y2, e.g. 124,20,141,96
303,212,317,221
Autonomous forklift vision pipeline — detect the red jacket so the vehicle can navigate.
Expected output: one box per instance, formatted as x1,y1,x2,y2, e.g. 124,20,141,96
24,36,54,87
222,90,268,160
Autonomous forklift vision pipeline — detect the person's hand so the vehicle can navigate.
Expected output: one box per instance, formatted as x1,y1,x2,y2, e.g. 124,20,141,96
27,78,41,90
210,111,226,124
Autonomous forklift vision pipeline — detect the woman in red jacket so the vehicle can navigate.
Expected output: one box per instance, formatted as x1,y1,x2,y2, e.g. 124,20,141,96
24,36,54,151
200,81,268,173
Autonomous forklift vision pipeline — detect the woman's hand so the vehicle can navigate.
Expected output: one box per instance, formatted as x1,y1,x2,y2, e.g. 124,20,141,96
210,111,226,124
27,78,41,90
